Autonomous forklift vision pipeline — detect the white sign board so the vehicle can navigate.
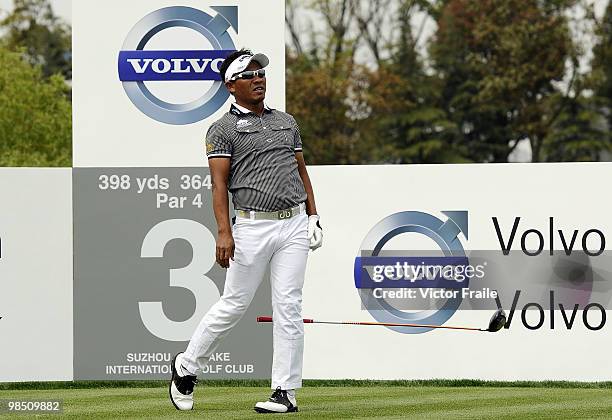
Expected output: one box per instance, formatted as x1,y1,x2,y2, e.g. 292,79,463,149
0,169,73,381
73,0,285,167
303,163,612,381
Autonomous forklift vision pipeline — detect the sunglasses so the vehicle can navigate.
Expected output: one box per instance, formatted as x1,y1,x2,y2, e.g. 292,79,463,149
230,69,266,81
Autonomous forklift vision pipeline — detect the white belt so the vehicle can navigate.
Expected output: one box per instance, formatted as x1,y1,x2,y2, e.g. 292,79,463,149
235,203,306,220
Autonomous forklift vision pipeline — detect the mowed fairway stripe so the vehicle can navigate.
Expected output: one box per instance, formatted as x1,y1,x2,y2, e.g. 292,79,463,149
0,386,611,419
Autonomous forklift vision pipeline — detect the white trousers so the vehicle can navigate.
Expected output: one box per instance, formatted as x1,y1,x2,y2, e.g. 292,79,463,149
182,211,309,390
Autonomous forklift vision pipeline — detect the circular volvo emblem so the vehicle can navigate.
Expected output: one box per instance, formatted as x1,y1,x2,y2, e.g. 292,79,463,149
354,211,469,334
118,7,237,125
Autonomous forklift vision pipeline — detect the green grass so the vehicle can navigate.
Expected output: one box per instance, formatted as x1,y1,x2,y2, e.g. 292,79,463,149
2,379,612,390
0,383,611,419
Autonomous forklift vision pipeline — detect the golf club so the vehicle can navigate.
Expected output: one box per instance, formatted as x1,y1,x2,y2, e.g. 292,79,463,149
257,309,507,333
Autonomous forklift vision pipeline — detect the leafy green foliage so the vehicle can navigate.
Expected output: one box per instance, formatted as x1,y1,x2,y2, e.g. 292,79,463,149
594,3,612,100
0,0,607,167
288,0,608,164
544,94,610,161
429,0,576,162
287,52,364,164
364,1,465,164
590,1,612,140
1,0,71,79
0,45,71,166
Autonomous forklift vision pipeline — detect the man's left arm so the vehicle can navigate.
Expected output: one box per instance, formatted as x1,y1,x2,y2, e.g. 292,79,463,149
295,152,323,251
295,152,317,216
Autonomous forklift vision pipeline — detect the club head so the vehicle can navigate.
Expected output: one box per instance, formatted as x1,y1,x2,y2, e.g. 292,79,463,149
487,309,507,332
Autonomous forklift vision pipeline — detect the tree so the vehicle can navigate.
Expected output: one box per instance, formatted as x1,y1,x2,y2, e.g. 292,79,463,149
285,0,376,164
590,1,611,135
0,45,71,166
286,0,456,164
543,93,610,161
1,0,71,79
363,0,465,163
543,1,611,162
430,0,578,162
287,50,374,164
287,0,605,164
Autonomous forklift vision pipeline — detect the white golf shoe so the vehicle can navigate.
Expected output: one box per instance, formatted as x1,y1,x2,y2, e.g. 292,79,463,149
254,387,298,413
168,352,197,410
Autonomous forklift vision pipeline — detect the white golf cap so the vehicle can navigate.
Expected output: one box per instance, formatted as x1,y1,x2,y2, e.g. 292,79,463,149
224,52,269,83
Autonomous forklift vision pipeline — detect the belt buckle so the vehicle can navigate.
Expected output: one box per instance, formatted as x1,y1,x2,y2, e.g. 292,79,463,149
277,209,292,220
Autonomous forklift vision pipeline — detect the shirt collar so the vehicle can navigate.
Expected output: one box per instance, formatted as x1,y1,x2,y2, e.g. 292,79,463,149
230,102,273,116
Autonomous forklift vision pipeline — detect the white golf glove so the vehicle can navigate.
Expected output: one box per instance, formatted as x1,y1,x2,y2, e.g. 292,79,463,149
307,215,323,251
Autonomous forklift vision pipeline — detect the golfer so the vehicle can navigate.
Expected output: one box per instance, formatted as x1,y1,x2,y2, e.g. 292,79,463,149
169,49,322,414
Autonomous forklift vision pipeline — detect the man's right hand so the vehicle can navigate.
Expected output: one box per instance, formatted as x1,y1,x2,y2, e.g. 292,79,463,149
216,231,235,268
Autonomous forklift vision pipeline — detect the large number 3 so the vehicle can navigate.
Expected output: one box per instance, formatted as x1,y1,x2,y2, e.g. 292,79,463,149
139,219,220,341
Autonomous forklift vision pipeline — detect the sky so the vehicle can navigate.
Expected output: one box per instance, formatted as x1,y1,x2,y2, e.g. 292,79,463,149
0,0,71,22
0,0,608,33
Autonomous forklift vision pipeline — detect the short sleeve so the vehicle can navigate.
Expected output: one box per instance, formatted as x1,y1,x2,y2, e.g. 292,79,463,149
290,116,303,152
205,122,233,158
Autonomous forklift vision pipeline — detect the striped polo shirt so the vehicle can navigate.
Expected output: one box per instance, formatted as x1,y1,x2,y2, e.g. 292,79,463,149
205,103,307,212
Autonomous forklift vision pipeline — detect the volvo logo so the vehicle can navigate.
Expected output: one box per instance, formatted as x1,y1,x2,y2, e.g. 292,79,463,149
354,211,469,334
118,6,237,125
